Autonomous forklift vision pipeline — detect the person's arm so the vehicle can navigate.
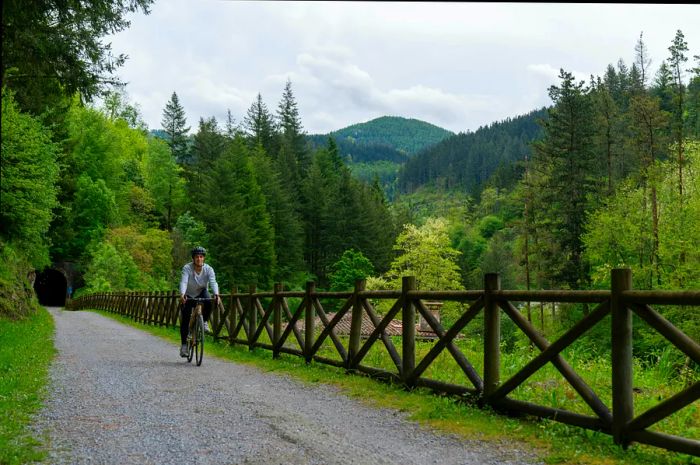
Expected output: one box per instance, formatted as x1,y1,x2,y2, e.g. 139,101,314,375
179,265,189,304
207,265,220,304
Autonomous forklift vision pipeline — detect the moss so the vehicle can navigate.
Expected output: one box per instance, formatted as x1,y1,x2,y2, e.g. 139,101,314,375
0,241,41,319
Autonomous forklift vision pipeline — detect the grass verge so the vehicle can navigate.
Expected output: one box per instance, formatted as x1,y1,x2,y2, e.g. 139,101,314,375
90,309,698,465
0,307,55,465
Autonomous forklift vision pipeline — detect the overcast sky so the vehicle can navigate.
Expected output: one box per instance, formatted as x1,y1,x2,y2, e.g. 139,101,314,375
107,2,700,135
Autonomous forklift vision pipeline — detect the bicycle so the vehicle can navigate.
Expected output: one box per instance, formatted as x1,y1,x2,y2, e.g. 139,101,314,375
185,297,212,366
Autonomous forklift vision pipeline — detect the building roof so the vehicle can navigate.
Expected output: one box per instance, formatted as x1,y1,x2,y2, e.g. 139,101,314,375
295,311,439,339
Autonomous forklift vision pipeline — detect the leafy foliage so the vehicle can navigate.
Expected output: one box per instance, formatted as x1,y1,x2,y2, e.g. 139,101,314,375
142,137,186,230
329,249,375,291
384,218,463,291
0,90,59,268
83,226,173,292
1,0,154,113
584,140,700,290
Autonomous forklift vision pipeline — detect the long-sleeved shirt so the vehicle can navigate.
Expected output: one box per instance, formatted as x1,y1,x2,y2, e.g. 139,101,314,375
179,262,220,297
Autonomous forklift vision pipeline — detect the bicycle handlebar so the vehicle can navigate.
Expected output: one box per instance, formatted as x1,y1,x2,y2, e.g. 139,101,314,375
184,297,215,302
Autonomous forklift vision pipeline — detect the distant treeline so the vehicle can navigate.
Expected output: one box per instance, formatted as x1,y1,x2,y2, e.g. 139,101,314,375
398,108,547,197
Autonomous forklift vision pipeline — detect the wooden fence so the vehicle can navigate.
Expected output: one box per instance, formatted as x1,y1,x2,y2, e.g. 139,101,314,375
67,268,700,456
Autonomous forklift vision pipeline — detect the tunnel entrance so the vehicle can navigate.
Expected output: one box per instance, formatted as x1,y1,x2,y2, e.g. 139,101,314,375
34,268,68,306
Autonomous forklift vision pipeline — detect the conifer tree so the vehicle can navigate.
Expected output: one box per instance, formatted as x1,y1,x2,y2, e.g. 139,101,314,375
250,143,305,283
667,29,689,200
192,116,226,171
628,93,670,286
161,92,190,164
243,93,277,156
277,79,310,172
653,62,675,116
687,55,700,139
634,32,652,89
199,138,276,288
531,69,597,289
591,77,622,194
225,109,242,139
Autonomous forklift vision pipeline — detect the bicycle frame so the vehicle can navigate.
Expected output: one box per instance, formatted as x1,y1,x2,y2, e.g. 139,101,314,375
187,297,213,343
184,297,214,366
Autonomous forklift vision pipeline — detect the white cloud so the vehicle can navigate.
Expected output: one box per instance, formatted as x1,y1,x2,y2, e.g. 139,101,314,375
106,2,700,134
527,64,561,81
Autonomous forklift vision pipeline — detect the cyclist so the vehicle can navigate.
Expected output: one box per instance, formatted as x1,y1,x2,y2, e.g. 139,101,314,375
178,246,220,357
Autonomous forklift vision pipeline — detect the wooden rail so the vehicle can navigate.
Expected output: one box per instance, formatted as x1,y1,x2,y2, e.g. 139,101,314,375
67,269,699,457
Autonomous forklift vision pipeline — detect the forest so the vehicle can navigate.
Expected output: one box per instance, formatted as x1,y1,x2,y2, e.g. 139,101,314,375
1,2,699,354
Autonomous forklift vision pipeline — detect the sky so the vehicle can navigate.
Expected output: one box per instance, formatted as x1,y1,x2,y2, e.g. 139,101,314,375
107,2,700,135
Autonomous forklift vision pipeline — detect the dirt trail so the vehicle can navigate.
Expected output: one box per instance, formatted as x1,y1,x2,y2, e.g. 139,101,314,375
33,308,542,465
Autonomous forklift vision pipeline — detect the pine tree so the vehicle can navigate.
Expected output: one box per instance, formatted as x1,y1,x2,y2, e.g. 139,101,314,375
243,93,277,156
250,143,306,283
192,116,226,170
667,29,689,200
591,77,622,194
652,61,675,114
531,69,598,289
628,93,670,286
635,32,652,89
184,116,226,210
277,79,310,173
200,138,276,289
225,109,242,139
161,92,190,164
687,55,700,139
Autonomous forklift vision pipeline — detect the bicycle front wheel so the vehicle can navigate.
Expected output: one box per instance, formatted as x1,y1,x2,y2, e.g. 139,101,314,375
187,333,194,363
195,314,204,366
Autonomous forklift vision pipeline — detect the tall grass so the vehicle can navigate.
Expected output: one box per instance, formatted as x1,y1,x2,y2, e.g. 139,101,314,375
0,307,55,465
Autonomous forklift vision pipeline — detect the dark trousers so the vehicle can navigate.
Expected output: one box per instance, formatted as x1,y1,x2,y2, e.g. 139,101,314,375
180,289,213,344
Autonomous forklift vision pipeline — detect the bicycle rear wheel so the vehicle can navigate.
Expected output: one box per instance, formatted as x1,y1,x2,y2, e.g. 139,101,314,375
195,314,205,366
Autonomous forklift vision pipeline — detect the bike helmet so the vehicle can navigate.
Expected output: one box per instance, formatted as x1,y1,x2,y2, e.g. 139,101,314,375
191,246,207,258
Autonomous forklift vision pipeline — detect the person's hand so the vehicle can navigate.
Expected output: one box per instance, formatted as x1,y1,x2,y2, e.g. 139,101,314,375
215,294,221,306
180,294,187,305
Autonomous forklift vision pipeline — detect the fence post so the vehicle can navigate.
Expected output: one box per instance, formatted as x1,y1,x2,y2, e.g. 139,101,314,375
611,268,633,448
248,284,256,351
304,281,315,363
402,276,416,385
273,283,282,359
229,286,237,346
170,290,178,327
483,273,501,400
348,279,366,369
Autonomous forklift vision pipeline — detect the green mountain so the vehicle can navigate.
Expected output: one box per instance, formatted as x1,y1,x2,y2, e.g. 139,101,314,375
307,116,454,164
329,116,455,155
398,108,547,197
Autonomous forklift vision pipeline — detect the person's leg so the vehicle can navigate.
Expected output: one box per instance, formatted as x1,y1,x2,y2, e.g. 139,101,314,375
180,301,194,344
197,289,213,323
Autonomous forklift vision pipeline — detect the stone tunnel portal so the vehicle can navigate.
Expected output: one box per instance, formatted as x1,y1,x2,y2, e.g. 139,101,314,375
34,268,68,306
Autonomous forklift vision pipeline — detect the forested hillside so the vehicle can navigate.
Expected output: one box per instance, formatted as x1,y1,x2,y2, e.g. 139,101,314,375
308,116,454,159
398,108,547,197
305,116,455,199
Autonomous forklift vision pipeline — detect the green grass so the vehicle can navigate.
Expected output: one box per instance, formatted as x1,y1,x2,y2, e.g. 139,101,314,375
90,308,699,465
0,307,55,465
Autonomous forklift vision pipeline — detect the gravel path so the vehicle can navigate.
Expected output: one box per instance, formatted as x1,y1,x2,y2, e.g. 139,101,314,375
33,307,543,465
